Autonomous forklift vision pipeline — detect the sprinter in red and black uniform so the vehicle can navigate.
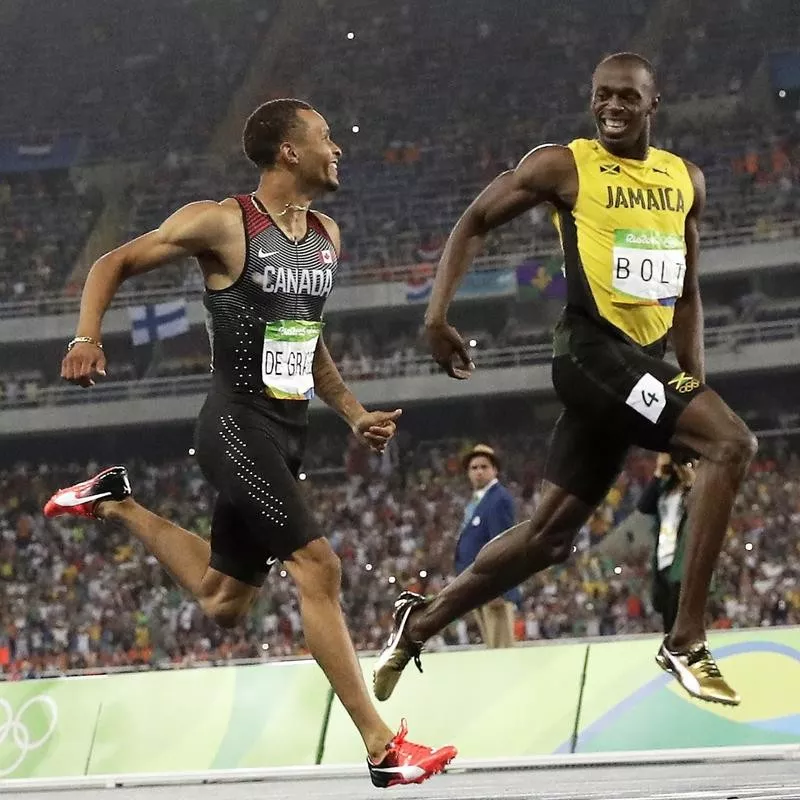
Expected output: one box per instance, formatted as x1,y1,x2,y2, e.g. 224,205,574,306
45,99,456,787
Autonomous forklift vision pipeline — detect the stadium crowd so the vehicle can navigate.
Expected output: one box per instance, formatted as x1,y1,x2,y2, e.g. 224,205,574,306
0,116,796,304
0,0,798,303
1,433,797,679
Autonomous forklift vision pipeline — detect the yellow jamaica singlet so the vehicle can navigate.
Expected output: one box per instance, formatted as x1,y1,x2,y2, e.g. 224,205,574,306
553,138,694,347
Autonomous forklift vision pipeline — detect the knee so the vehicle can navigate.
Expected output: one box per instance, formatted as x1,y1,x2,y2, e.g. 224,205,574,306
203,595,252,628
288,539,342,600
527,525,576,567
545,536,576,565
200,586,254,629
714,424,758,467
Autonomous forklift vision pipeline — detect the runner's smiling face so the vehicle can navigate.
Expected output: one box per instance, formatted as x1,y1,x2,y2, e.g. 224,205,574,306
591,62,659,157
290,110,342,192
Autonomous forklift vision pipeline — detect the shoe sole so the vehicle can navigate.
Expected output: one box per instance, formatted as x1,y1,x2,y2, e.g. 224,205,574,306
388,752,456,787
654,652,740,707
373,603,417,702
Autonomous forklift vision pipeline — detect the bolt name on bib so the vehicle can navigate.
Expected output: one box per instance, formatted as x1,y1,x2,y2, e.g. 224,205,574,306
262,320,322,400
611,228,686,307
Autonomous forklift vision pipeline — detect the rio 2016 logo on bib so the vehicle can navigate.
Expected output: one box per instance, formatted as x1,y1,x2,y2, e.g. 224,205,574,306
262,320,322,401
611,228,686,307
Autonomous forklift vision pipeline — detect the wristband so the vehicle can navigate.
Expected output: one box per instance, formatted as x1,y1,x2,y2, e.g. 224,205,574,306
67,336,103,352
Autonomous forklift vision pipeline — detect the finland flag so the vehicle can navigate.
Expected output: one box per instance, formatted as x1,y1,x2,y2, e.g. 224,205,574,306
128,300,190,346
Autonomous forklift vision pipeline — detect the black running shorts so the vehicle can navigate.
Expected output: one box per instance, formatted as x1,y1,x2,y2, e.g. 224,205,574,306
544,310,707,506
194,393,321,587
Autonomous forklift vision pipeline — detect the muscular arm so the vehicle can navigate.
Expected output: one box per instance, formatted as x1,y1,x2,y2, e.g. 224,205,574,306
312,337,366,425
425,144,574,325
309,212,365,424
75,201,232,341
671,162,706,382
311,211,401,449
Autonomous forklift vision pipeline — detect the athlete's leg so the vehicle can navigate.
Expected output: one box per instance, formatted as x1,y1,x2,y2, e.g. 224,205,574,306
42,465,260,627
284,537,394,760
373,406,629,701
98,498,259,626
98,499,210,595
407,482,592,643
667,389,757,649
407,411,628,644
194,407,397,760
551,330,751,701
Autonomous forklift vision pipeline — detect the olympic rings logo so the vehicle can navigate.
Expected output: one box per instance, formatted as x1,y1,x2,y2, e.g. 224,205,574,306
0,695,58,777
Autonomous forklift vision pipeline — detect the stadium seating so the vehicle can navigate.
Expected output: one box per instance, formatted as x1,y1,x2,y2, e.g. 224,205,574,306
1,0,798,300
0,0,272,159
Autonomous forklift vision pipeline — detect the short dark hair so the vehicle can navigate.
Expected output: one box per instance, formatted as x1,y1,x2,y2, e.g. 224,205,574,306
243,99,314,169
596,52,657,89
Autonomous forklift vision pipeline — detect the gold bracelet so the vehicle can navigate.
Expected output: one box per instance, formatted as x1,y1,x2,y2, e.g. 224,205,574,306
67,336,103,351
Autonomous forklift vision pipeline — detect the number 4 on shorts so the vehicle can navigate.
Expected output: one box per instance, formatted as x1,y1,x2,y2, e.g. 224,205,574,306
625,373,666,424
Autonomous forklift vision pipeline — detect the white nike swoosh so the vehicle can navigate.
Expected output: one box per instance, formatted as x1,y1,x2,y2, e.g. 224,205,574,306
55,490,112,507
266,557,279,566
257,249,279,259
370,764,426,781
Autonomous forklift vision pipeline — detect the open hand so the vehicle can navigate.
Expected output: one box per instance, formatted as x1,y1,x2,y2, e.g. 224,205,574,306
424,321,473,380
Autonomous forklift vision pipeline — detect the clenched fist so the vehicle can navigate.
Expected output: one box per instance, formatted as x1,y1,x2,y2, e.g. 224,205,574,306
61,341,107,387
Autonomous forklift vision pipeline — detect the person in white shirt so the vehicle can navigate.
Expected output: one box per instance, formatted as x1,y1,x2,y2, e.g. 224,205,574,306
638,454,695,633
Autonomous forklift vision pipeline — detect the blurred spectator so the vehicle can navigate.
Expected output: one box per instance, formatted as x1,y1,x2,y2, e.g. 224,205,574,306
637,454,695,633
1,435,798,680
454,444,520,648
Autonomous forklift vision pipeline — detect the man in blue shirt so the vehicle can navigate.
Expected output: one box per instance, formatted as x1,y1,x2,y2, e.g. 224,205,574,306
454,445,521,647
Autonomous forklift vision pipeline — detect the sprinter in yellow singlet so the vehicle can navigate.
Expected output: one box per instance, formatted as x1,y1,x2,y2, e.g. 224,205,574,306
373,53,757,707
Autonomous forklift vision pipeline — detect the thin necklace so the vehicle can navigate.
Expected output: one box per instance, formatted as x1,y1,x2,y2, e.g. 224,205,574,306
275,202,311,216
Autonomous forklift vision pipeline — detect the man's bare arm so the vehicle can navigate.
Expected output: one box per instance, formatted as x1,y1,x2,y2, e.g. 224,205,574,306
671,162,706,382
312,337,365,425
63,201,233,386
311,211,402,450
425,144,574,325
75,201,230,341
307,212,360,421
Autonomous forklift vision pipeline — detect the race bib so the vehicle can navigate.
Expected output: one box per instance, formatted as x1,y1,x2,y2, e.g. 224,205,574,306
261,320,322,400
611,229,686,306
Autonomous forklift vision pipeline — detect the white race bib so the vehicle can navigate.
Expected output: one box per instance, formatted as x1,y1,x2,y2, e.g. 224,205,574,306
611,229,686,306
261,320,322,400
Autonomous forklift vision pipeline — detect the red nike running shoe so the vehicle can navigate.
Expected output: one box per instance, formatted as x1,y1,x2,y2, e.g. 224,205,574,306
367,719,457,788
43,466,131,520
